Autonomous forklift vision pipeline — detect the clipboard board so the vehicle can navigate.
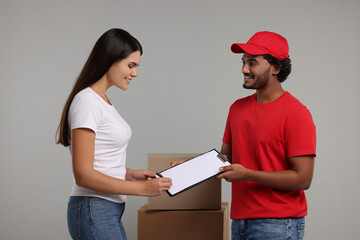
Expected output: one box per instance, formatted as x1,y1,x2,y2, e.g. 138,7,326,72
156,149,230,197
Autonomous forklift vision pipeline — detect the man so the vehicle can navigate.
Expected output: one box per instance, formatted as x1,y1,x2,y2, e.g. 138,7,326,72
217,31,316,240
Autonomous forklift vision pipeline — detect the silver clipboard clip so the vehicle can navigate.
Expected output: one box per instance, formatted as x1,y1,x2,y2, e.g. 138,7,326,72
217,154,229,163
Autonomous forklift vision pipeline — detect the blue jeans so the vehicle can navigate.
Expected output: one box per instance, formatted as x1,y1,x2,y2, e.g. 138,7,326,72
67,196,127,240
232,217,305,240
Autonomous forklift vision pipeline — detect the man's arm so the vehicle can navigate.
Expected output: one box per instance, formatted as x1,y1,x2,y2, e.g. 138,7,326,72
217,142,314,191
220,142,232,163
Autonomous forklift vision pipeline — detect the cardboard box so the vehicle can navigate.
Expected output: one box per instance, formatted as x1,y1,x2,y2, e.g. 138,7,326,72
147,153,221,210
137,202,229,240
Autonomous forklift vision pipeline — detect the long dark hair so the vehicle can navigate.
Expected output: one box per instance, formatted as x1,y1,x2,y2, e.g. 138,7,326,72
56,28,143,147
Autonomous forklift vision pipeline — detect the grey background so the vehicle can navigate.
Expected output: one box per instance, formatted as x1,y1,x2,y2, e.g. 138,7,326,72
1,0,359,239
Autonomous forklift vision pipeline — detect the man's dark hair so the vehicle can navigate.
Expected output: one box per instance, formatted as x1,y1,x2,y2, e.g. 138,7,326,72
263,54,292,82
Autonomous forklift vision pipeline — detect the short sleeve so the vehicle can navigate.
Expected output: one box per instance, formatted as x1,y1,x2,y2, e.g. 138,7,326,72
68,92,102,133
285,106,316,158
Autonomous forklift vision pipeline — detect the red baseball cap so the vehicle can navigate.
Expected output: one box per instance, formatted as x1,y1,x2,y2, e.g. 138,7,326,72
231,31,289,60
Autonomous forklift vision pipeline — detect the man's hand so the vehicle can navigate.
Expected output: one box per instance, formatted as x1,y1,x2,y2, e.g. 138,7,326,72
217,164,249,182
170,160,184,167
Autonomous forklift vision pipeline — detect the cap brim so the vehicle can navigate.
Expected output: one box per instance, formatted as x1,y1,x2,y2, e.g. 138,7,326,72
231,43,269,55
231,43,245,53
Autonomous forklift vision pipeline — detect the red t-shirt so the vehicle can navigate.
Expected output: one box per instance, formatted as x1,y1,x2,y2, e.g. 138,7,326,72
223,92,316,219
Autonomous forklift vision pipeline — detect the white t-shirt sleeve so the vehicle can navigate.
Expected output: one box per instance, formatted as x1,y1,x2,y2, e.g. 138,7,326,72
68,92,102,133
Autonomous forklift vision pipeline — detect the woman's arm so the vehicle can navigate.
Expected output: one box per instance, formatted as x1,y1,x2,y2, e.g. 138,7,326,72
125,168,156,181
71,128,171,196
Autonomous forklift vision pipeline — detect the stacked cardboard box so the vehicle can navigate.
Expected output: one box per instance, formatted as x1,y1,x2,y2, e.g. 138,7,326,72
138,203,229,240
137,153,229,240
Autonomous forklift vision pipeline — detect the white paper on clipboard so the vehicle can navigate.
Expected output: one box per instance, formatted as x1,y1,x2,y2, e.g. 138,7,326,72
157,149,230,197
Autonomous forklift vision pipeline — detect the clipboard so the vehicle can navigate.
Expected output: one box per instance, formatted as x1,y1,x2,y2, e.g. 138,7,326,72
156,149,230,197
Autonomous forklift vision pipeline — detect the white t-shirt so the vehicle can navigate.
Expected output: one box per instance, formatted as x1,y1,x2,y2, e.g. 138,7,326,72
68,87,131,203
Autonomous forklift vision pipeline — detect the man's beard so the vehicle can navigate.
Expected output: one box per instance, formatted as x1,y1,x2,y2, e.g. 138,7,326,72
243,68,271,90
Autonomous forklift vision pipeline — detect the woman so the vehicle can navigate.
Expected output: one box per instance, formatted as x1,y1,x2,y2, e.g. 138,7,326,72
56,28,172,240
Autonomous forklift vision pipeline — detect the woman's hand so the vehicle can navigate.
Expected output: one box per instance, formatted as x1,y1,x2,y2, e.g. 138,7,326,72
127,168,172,196
126,169,156,181
141,177,172,196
